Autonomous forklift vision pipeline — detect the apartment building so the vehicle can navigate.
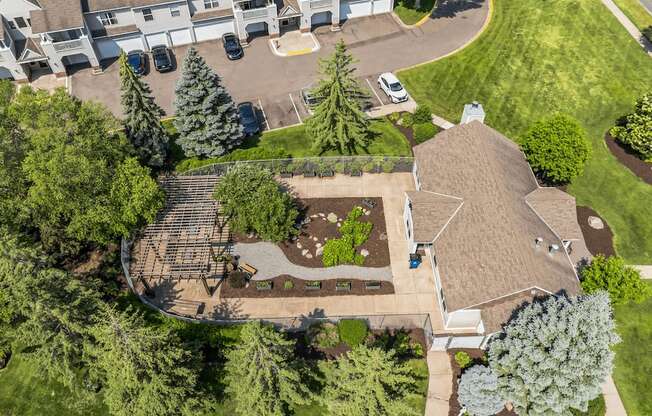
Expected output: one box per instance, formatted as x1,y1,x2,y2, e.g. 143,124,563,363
0,0,393,82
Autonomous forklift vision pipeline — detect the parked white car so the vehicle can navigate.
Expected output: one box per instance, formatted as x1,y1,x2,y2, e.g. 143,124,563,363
377,72,409,103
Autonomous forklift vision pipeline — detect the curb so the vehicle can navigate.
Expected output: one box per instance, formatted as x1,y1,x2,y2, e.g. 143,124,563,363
269,33,321,58
390,0,437,30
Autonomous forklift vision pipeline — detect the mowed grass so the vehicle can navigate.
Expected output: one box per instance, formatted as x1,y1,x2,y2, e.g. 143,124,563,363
612,281,652,416
612,0,652,31
0,353,107,416
399,0,652,263
394,0,437,26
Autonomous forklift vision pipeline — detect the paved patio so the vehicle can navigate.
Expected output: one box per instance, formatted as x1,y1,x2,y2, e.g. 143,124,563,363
146,173,443,331
270,31,320,56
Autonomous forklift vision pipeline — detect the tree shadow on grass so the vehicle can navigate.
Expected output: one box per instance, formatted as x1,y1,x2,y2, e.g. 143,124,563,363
432,0,485,19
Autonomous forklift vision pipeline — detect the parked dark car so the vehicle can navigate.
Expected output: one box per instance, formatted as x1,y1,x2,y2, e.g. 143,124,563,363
151,45,173,73
238,102,260,136
222,33,243,60
126,50,147,75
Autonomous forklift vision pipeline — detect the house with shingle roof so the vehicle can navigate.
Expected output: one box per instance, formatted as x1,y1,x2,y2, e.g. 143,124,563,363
404,115,586,348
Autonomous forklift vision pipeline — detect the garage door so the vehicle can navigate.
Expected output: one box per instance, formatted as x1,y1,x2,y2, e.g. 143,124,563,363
340,0,372,19
0,67,13,80
146,32,169,49
96,35,145,60
311,11,331,25
170,28,193,46
372,0,391,14
245,22,267,34
194,19,235,42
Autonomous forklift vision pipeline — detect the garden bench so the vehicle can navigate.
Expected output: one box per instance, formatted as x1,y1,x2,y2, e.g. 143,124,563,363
238,262,257,277
169,299,204,317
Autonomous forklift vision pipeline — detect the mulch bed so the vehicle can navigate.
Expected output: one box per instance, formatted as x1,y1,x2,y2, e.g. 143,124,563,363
605,133,652,185
391,114,418,148
220,274,394,298
448,349,516,416
234,197,390,268
292,327,427,360
576,206,616,257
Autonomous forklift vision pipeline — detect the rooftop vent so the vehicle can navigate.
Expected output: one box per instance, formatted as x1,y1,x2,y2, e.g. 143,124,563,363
549,244,560,255
535,237,543,247
461,101,485,124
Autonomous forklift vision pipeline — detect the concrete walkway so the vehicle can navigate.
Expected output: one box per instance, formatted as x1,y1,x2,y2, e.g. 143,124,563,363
634,265,652,278
602,376,628,416
424,351,453,416
233,241,393,281
602,0,652,56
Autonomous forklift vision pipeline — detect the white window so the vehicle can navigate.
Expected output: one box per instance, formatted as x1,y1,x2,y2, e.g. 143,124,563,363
170,6,181,17
100,12,117,26
204,0,219,8
142,8,154,22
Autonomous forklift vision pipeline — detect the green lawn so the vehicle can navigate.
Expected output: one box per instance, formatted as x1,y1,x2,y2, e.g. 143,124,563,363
398,0,652,263
394,0,437,26
0,353,107,416
613,281,652,416
612,0,652,32
173,118,412,172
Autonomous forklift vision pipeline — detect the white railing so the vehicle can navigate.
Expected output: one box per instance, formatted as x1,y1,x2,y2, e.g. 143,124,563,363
52,39,84,52
310,0,332,9
242,7,270,19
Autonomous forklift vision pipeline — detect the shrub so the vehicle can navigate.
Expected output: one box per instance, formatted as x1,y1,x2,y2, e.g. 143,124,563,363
337,319,369,347
305,280,321,290
362,161,376,172
413,104,432,124
339,207,373,247
455,351,473,369
643,26,652,42
334,162,346,173
412,343,424,358
283,279,294,290
256,280,272,291
581,255,652,305
400,112,414,127
228,271,247,288
610,91,652,160
336,280,352,291
520,114,591,184
213,164,298,242
381,160,395,173
307,322,340,348
388,112,401,123
413,122,439,144
322,206,372,267
458,365,505,416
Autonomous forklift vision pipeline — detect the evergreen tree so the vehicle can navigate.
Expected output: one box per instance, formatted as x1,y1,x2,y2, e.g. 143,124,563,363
119,52,168,167
87,304,201,416
488,292,620,415
307,40,370,153
319,345,419,416
457,365,505,416
174,47,243,157
224,321,310,416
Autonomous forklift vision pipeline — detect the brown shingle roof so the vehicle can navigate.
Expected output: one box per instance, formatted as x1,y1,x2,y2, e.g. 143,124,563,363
525,187,583,241
191,8,234,22
413,122,580,312
478,288,548,333
91,24,139,38
30,0,85,34
82,0,177,12
406,191,463,243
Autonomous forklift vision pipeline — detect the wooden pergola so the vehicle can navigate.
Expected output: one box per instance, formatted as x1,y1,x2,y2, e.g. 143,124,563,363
130,175,230,296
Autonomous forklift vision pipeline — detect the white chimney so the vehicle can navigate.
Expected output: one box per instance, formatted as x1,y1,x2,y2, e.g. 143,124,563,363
535,237,543,247
461,101,485,124
549,244,560,255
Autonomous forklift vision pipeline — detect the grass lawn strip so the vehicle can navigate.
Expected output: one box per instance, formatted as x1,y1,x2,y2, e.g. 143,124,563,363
612,0,652,31
394,0,437,26
398,0,652,263
612,281,652,416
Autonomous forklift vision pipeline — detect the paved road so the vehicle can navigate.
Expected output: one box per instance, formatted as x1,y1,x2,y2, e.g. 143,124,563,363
71,0,489,126
640,0,652,14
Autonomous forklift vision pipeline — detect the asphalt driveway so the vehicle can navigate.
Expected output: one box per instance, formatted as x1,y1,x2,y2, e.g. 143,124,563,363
70,0,489,127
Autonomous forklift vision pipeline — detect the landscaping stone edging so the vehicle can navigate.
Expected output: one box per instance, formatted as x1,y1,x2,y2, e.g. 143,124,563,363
233,241,393,281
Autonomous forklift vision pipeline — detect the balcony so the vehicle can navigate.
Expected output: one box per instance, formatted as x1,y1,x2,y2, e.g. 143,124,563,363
310,0,332,8
242,7,271,20
52,39,84,52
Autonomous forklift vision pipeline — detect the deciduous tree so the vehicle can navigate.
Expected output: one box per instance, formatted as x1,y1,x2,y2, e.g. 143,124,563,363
213,164,297,242
119,52,168,167
520,114,591,184
307,40,370,153
319,345,419,416
581,255,652,305
488,292,619,415
224,321,310,416
610,91,652,160
174,47,243,157
457,365,505,416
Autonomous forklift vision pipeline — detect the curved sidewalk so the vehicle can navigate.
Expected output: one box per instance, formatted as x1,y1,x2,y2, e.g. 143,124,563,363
233,242,393,281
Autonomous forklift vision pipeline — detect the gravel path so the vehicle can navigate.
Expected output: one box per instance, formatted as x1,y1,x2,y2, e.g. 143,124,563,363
233,242,393,281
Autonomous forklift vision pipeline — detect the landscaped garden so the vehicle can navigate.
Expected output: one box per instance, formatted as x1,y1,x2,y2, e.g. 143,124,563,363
393,0,437,25
398,0,652,264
